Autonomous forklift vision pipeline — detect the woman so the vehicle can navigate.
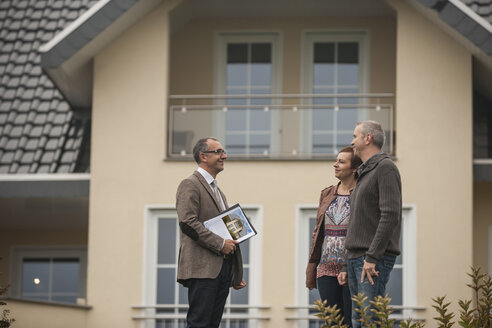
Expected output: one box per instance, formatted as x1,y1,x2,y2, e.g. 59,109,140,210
306,146,362,326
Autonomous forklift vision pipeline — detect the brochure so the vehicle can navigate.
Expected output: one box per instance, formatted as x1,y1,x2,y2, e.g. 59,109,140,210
203,204,257,243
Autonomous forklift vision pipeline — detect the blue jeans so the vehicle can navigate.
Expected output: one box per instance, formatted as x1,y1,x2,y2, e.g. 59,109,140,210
347,255,395,328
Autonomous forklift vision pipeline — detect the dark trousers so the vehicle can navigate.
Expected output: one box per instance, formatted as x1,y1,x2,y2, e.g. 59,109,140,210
186,258,232,328
317,275,352,327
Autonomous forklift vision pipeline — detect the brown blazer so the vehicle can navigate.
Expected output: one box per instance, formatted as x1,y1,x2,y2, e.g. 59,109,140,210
176,171,243,287
305,183,338,289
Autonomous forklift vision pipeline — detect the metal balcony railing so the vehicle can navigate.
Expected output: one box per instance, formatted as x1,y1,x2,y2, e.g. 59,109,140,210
168,93,394,160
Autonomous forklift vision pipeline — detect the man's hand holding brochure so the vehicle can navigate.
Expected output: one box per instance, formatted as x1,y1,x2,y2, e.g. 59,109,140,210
204,204,257,244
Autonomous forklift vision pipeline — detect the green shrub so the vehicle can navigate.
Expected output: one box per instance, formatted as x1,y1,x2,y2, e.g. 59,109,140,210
313,267,491,328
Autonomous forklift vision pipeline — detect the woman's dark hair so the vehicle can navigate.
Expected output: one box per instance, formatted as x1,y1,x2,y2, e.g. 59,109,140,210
339,146,362,177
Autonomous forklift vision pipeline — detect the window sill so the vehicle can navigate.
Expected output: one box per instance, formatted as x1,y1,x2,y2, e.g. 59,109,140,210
3,297,92,310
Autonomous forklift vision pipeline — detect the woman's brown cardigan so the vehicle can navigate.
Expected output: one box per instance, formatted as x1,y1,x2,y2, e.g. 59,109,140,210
306,182,352,289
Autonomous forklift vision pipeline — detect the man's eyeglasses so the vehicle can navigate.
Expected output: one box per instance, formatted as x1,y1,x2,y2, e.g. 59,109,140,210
202,149,227,155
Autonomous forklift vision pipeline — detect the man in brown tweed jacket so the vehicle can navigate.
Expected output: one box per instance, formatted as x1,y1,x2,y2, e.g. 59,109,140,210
176,137,246,328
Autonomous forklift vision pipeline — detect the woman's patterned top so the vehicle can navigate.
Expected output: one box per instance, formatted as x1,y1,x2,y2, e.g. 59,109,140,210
317,194,350,277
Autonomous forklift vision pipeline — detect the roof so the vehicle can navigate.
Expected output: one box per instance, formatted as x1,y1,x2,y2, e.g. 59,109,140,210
417,0,492,54
461,0,492,23
0,0,98,174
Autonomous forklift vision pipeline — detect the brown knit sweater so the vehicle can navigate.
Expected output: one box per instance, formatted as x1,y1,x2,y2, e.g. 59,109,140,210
345,152,402,264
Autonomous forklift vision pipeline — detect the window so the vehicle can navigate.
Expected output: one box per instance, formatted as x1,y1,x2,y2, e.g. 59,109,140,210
295,205,416,327
301,32,369,154
215,33,281,156
142,206,263,328
10,247,87,304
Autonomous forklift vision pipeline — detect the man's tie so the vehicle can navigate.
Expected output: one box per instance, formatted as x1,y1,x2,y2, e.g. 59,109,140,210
211,180,225,211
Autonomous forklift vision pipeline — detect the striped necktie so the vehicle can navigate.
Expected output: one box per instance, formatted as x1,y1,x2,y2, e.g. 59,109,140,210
211,180,225,211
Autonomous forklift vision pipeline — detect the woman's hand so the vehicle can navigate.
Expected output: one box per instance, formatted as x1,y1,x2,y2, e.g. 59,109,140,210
337,272,348,285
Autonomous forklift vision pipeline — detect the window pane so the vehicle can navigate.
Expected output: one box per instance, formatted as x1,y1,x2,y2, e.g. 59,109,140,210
308,217,320,304
52,258,79,293
52,295,78,303
251,43,271,63
157,268,175,304
313,134,334,154
250,88,271,106
158,219,177,264
250,108,270,131
178,283,188,304
314,63,335,87
226,109,247,131
239,239,250,264
227,64,248,87
396,225,403,265
313,108,333,131
250,134,270,154
230,268,249,304
314,43,335,87
338,42,358,64
337,88,359,105
227,44,248,63
338,43,359,86
251,64,271,86
386,267,402,305
335,133,353,151
226,134,247,154
337,107,358,131
314,43,335,63
22,259,50,295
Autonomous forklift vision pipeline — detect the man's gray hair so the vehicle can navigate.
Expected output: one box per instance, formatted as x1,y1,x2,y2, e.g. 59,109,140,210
357,120,385,149
193,137,218,164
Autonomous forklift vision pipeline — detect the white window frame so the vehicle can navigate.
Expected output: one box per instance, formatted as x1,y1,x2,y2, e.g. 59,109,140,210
295,204,417,327
10,246,87,303
214,31,282,155
300,30,370,154
142,204,264,328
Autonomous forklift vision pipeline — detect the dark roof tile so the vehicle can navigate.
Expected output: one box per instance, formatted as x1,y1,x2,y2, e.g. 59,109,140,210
49,126,63,137
17,165,30,173
29,126,43,137
5,139,18,151
37,165,49,173
0,152,14,164
45,138,58,150
40,151,54,163
1,1,99,173
25,139,38,150
10,126,23,138
20,151,34,164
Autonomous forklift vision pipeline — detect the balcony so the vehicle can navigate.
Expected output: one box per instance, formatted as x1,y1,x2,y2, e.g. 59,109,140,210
168,93,394,160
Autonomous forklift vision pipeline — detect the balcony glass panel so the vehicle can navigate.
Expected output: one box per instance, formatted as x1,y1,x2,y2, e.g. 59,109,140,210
168,93,394,159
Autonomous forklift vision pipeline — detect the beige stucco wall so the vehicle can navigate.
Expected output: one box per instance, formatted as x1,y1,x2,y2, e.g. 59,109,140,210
7,301,89,328
388,0,473,323
473,182,492,274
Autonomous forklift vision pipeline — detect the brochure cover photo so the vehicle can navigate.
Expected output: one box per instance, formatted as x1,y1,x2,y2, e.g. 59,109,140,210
203,204,257,243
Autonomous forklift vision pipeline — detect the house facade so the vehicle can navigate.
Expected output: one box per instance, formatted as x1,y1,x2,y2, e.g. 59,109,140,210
1,0,492,327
